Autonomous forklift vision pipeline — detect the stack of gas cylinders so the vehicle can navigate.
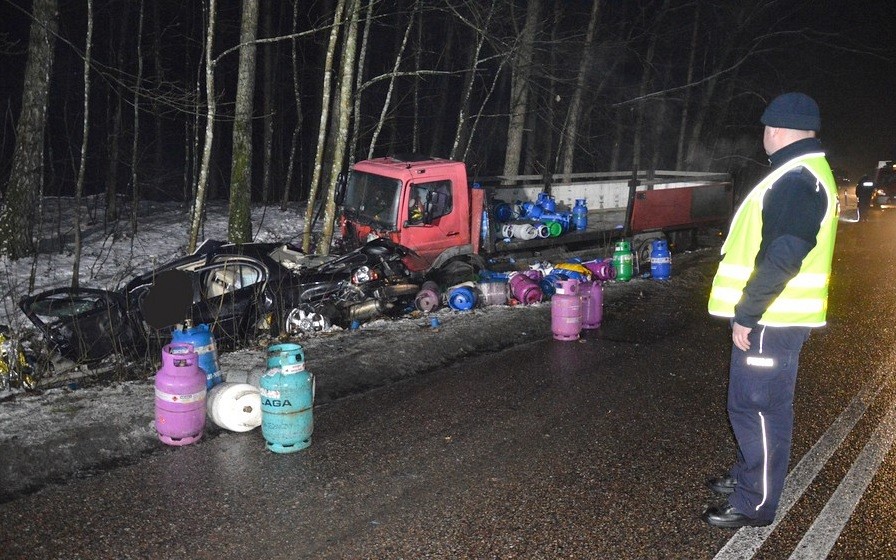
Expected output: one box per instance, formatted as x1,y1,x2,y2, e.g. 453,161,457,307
154,324,315,455
484,192,588,243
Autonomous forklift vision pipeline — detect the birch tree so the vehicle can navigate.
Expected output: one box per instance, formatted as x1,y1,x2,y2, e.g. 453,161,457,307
0,0,59,259
188,0,218,253
301,0,346,253
72,0,95,289
319,0,360,255
228,0,260,244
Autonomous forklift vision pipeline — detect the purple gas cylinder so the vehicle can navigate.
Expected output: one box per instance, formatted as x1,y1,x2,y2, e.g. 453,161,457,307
415,280,441,312
580,281,604,329
509,272,543,305
583,258,616,281
155,343,207,446
551,279,582,341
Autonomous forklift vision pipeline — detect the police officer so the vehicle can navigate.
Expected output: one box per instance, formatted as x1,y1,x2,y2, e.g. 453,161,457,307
704,92,839,528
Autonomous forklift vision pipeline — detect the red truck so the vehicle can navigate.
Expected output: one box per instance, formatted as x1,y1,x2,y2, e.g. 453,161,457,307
338,154,732,276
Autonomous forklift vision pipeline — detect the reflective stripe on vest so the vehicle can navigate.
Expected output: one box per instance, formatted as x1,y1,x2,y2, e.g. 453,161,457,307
707,152,838,327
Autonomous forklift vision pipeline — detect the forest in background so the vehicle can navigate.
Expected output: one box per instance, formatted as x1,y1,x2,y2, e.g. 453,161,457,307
0,0,868,262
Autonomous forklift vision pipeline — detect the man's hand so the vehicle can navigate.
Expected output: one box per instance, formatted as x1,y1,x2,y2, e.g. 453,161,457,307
732,321,752,352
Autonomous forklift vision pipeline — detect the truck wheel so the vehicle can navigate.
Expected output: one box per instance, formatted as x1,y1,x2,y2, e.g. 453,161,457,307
432,257,482,287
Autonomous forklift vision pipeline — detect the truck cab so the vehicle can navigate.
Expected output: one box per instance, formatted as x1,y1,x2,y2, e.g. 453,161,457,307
339,155,482,272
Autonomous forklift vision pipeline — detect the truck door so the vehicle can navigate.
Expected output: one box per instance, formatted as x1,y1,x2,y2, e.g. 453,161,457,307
400,178,464,265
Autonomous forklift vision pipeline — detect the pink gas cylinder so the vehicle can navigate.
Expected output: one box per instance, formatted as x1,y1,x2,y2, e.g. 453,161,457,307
551,279,582,341
583,258,615,281
155,343,207,446
415,280,441,312
509,272,543,304
580,281,604,329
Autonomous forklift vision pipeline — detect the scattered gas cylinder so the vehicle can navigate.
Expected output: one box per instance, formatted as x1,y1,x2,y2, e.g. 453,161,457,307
509,272,543,304
580,281,604,329
415,280,441,312
447,284,477,311
535,223,551,238
480,209,491,244
573,199,588,231
155,343,207,446
650,239,672,280
612,241,634,282
261,343,314,453
494,201,514,222
509,223,539,240
551,279,582,341
583,258,615,281
172,322,221,389
542,220,564,237
477,279,508,306
539,271,567,298
206,382,261,432
537,192,557,213
553,262,591,282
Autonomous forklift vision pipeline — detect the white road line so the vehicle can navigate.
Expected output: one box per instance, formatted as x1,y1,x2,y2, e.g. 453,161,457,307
788,400,896,559
713,381,881,560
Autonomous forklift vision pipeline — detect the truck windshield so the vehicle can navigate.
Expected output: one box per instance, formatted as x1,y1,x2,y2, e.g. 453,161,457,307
343,171,402,229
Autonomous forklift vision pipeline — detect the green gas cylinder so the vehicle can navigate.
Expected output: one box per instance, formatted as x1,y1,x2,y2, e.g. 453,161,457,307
612,240,633,282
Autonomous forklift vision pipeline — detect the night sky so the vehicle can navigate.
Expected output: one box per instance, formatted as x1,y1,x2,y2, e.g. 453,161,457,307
782,1,896,179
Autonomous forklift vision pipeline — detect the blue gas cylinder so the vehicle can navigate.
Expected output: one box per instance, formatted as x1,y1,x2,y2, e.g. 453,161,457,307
573,199,588,231
447,285,477,311
172,323,221,389
494,202,513,223
481,209,490,243
650,239,672,280
537,192,557,213
260,343,314,453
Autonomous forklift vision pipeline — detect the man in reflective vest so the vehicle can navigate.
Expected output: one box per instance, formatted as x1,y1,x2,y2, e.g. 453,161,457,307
703,92,839,528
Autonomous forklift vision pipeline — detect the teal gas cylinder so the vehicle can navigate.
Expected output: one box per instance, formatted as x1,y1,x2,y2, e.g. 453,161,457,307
260,343,314,453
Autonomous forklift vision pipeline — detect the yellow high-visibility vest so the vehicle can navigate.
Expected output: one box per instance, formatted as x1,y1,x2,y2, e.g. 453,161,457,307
707,153,838,327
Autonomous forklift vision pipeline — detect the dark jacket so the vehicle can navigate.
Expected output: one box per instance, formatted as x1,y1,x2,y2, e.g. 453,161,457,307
734,138,828,328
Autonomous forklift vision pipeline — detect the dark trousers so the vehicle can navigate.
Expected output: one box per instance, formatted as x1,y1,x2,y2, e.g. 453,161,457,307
727,324,811,521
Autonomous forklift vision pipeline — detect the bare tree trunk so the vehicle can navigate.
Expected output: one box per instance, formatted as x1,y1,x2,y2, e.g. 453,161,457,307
188,0,218,253
559,0,601,180
0,0,59,259
450,1,495,161
105,1,130,228
260,2,274,204
281,0,304,211
675,0,700,170
302,0,346,253
366,4,415,159
72,0,94,289
130,0,145,236
227,0,260,244
349,0,374,166
541,0,562,189
319,0,360,255
502,0,541,181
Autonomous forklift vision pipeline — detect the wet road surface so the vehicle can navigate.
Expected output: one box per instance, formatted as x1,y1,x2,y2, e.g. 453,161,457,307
2,210,896,559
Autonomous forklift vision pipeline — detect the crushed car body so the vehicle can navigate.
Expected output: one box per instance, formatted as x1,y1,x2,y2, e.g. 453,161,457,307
19,239,423,366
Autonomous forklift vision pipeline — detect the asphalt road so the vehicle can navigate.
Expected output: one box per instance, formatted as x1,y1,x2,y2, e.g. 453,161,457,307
2,207,896,559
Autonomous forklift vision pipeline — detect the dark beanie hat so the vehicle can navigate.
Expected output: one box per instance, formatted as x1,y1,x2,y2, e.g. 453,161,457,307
760,92,821,131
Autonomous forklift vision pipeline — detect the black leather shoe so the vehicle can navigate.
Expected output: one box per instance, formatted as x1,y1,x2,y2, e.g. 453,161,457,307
702,503,771,529
707,475,737,495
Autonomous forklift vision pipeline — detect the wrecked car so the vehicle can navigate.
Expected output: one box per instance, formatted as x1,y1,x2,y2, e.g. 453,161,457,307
19,239,424,366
